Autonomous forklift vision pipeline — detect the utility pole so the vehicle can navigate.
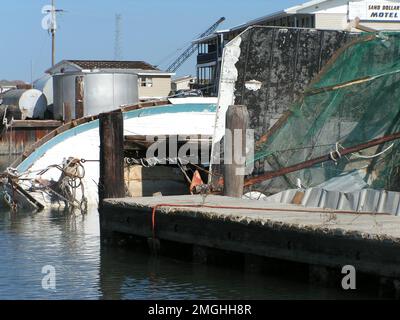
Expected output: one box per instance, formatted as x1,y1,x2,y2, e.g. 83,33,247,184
51,0,55,67
45,0,64,67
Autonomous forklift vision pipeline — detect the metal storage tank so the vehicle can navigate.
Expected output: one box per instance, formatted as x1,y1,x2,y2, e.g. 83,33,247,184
53,71,139,120
33,74,53,110
2,89,47,120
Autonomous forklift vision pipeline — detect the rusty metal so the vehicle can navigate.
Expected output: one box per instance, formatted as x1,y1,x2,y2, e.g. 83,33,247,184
0,121,61,156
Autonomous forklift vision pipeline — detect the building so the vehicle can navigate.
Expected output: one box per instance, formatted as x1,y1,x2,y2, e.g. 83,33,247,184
194,0,400,95
171,75,197,92
46,60,174,101
0,80,28,94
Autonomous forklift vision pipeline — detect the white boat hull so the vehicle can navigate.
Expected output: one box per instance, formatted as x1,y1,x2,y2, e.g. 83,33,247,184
14,103,217,208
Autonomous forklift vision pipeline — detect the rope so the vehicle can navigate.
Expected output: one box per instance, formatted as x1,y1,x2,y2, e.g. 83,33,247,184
2,106,9,131
347,143,394,159
56,158,87,211
5,157,89,212
329,142,342,164
328,142,393,163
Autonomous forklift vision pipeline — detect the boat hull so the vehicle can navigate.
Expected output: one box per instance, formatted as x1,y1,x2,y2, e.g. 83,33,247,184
13,103,217,208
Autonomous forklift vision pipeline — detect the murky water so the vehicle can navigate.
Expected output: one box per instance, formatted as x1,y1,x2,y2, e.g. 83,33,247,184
0,206,377,300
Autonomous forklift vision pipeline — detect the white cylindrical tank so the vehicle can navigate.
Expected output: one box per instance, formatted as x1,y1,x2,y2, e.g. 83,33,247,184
33,74,53,108
2,89,47,120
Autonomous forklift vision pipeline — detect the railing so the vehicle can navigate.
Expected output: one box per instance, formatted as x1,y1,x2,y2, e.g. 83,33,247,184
197,51,218,65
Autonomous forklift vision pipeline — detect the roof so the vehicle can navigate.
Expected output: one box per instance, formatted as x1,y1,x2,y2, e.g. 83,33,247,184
236,0,332,29
0,80,26,86
46,59,163,74
194,0,334,40
172,75,196,82
136,71,175,76
192,33,221,44
230,13,285,32
66,60,159,71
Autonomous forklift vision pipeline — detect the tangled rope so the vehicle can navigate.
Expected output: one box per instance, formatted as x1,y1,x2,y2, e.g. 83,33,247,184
54,158,88,212
0,158,90,213
28,158,88,212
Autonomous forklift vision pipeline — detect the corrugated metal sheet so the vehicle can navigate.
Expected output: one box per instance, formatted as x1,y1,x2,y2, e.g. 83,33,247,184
313,170,368,193
263,188,400,216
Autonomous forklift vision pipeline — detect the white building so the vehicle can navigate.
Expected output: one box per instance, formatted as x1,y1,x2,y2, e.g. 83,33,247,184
239,0,400,31
171,75,197,92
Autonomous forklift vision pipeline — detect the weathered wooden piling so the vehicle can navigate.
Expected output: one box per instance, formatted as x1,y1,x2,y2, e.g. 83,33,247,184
99,110,125,207
75,76,84,119
224,105,249,198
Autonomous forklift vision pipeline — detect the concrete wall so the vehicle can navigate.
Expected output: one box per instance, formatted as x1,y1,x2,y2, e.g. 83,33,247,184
233,27,357,139
138,76,172,100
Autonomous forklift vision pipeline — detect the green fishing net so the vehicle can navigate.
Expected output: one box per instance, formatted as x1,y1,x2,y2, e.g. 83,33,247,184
251,32,400,194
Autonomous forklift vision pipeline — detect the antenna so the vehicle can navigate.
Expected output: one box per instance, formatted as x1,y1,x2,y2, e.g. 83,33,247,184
44,0,64,67
114,14,123,60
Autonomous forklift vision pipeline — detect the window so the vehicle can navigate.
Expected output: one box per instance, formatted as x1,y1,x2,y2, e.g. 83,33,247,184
140,77,153,87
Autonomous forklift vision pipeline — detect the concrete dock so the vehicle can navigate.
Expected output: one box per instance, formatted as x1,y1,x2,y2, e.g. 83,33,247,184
100,194,400,294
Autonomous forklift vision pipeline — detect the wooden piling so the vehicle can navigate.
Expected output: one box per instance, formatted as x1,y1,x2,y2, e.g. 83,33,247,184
75,76,84,119
224,105,249,198
99,110,125,207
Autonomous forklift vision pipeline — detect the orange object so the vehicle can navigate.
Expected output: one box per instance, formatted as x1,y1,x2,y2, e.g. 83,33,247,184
189,170,204,193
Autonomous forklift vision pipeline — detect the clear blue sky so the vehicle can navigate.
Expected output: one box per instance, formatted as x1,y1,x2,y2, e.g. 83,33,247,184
1,0,301,82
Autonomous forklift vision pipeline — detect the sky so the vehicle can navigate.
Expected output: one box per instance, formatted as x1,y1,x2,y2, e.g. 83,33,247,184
1,0,302,82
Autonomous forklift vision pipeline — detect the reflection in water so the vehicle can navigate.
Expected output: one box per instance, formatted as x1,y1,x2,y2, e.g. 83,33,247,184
0,206,376,300
0,207,100,299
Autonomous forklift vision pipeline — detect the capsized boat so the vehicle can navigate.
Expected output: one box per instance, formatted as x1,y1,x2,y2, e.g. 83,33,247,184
1,101,217,211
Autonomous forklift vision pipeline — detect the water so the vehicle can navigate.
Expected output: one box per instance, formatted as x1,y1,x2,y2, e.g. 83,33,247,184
0,206,378,300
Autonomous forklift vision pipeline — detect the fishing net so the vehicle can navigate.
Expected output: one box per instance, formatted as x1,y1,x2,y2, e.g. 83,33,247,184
250,32,400,195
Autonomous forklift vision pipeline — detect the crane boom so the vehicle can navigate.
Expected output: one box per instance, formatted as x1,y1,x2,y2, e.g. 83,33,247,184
166,17,225,73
